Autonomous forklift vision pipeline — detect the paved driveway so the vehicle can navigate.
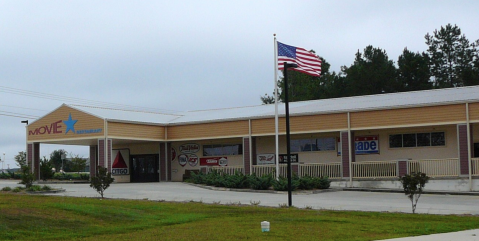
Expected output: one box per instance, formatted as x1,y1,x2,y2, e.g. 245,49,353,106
2,180,478,215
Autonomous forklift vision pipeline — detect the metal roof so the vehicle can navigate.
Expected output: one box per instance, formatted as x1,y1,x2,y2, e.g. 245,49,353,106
69,86,479,126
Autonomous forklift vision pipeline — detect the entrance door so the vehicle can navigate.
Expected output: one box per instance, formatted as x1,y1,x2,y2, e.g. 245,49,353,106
130,155,159,182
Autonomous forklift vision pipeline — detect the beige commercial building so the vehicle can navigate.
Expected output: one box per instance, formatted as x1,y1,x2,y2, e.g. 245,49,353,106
25,86,479,187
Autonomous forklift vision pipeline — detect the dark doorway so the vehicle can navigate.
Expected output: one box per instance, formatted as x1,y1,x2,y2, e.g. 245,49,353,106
474,143,479,158
130,154,159,182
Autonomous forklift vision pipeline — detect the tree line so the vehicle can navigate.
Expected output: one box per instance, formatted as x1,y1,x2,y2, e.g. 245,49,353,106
14,150,87,175
262,24,479,104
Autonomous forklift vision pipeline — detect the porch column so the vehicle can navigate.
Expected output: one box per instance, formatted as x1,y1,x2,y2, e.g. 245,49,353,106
340,131,355,178
27,143,40,180
98,139,111,171
89,145,97,177
398,159,408,177
243,137,251,175
107,139,112,173
159,142,167,181
98,139,105,169
458,124,473,176
292,164,299,175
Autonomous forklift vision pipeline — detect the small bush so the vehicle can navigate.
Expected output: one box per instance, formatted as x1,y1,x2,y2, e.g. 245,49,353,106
12,187,24,193
28,185,43,192
204,170,223,187
190,171,206,184
1,186,12,191
0,172,11,179
41,185,52,191
298,176,316,190
248,173,273,190
400,172,430,214
55,173,74,180
80,174,90,180
273,176,299,191
19,165,34,189
222,171,248,188
90,166,114,199
314,176,331,189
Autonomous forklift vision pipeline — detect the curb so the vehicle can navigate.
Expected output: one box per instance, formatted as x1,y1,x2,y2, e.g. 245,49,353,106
27,188,66,194
342,188,479,196
187,183,339,194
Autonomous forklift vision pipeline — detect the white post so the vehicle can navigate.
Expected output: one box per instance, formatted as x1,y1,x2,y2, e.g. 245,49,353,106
274,34,280,180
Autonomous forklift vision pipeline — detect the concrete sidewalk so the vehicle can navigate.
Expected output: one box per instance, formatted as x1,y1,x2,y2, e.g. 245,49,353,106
1,180,479,240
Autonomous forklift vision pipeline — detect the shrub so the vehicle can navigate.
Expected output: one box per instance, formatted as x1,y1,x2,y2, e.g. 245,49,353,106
40,157,55,181
55,173,74,180
12,187,24,193
1,186,12,191
19,165,34,189
190,171,206,184
28,185,43,192
0,172,11,179
314,176,331,189
298,176,316,190
80,174,90,180
90,166,114,199
248,173,273,190
222,171,248,188
204,170,222,187
399,172,430,214
273,176,299,191
41,185,52,191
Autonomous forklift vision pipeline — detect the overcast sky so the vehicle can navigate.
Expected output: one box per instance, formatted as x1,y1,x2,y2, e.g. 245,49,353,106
1,1,478,169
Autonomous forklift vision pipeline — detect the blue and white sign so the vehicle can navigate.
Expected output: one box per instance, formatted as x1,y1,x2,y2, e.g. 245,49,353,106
338,135,380,155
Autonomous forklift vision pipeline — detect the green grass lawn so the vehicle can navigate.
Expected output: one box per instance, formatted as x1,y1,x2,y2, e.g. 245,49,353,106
1,193,479,241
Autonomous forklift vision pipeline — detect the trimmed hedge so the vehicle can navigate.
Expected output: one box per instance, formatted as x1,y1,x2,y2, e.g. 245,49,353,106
188,171,331,191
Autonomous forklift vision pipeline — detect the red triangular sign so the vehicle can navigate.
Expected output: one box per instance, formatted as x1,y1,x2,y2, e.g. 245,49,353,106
112,152,128,168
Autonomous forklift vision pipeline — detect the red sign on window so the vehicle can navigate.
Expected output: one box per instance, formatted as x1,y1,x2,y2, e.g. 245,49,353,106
199,157,228,166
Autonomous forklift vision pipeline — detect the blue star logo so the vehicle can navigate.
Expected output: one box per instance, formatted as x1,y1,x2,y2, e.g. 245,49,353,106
63,113,78,134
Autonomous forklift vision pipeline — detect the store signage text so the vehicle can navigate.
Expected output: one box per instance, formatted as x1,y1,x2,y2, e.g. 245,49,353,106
29,120,63,135
338,135,379,155
200,157,228,166
28,113,102,136
278,154,298,163
355,136,379,155
179,143,200,154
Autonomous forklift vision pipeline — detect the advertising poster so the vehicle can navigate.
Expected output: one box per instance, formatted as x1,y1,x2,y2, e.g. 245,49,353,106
337,135,380,155
257,154,275,165
200,157,228,166
111,149,129,175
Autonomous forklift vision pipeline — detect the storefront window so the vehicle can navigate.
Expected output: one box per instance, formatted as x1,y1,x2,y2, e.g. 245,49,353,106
291,137,335,152
431,132,446,146
417,133,431,147
203,144,242,156
389,134,402,148
389,132,445,148
403,134,417,147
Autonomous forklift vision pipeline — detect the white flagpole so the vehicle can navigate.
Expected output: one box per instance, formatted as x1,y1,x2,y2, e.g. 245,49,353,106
274,34,280,180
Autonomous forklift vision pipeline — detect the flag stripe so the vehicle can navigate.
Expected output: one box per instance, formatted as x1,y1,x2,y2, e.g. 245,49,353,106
277,42,322,77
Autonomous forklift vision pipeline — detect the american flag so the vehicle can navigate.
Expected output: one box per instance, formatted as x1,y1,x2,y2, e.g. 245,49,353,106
277,41,322,77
